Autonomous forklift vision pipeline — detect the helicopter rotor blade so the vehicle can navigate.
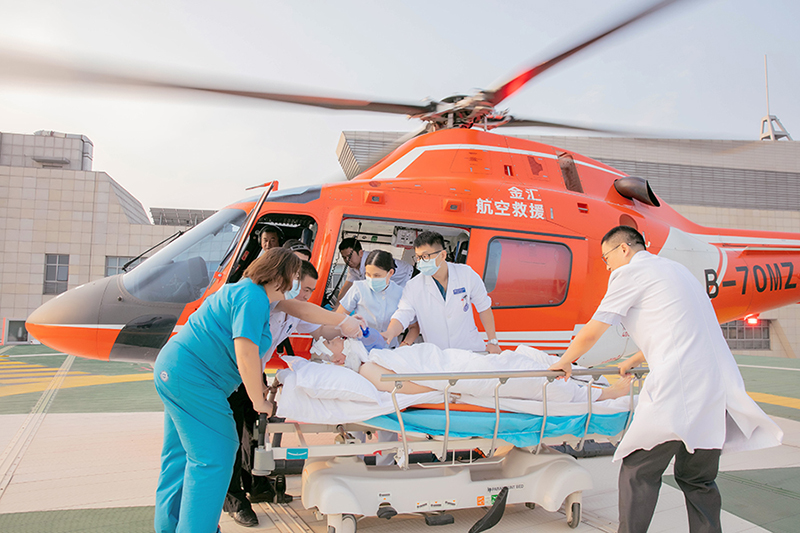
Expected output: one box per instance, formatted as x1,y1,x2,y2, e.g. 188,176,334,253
498,116,630,135
0,49,435,116
484,0,683,106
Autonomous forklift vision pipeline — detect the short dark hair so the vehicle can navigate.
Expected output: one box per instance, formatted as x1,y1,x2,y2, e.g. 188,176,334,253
601,226,646,249
283,239,312,259
364,250,396,273
243,247,301,291
258,224,284,242
338,237,362,253
413,230,445,250
300,260,318,280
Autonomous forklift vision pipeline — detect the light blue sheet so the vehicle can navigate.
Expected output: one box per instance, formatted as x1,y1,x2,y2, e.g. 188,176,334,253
365,408,631,447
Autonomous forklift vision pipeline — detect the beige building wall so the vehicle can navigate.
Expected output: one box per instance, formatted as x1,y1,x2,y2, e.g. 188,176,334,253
0,131,188,341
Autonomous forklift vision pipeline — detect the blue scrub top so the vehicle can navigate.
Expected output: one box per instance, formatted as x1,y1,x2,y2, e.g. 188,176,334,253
164,277,273,396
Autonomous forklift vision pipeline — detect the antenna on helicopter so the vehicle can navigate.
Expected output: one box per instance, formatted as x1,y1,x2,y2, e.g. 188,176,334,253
759,55,793,141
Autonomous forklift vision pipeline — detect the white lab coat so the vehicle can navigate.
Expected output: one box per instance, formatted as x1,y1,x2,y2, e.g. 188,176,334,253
347,253,413,287
391,263,492,352
593,251,783,461
339,280,404,347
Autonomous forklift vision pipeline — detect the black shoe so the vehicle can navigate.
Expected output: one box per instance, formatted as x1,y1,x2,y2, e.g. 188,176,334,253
229,508,259,527
276,493,294,504
248,490,274,504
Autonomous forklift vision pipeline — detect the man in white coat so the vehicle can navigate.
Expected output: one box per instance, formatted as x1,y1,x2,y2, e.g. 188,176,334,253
549,225,782,533
382,230,502,353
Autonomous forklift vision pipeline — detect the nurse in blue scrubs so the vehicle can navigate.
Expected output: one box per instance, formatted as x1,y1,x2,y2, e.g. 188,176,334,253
153,247,363,533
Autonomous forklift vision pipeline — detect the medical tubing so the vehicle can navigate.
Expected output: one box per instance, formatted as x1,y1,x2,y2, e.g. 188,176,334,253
576,376,595,452
390,382,410,470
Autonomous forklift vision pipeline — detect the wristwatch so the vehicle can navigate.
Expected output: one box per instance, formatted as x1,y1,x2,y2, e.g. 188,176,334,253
487,338,500,346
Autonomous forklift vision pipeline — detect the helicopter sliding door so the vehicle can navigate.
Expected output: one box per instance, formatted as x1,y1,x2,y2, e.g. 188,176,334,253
469,228,588,355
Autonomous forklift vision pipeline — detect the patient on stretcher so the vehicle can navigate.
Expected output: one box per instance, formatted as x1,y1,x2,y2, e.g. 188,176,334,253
310,336,631,402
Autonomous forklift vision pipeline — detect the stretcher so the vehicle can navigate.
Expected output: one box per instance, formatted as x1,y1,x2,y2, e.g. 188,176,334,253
255,366,647,532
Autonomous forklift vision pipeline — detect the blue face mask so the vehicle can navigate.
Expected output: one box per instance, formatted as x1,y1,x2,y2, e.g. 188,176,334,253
367,276,388,292
417,256,440,276
284,279,300,300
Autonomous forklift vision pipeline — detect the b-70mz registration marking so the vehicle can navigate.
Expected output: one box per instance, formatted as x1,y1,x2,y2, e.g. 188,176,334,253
705,261,798,298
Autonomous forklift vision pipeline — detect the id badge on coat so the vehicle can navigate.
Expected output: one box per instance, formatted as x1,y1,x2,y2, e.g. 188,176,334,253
453,287,468,312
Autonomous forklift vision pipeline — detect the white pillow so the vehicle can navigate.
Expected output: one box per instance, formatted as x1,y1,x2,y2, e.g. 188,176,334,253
281,356,382,404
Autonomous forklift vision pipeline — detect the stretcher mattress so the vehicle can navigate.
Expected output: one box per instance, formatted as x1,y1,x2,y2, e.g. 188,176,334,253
364,408,631,447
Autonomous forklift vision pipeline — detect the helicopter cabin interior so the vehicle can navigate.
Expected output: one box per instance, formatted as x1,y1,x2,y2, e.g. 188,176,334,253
239,212,572,314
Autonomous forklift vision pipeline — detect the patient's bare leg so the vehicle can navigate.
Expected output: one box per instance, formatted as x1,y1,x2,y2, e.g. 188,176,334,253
597,375,633,401
359,362,435,394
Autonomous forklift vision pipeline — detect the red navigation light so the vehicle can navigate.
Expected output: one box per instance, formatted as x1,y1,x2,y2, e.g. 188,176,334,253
745,315,760,326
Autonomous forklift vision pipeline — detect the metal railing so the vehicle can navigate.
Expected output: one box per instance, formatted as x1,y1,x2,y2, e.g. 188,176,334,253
382,367,648,469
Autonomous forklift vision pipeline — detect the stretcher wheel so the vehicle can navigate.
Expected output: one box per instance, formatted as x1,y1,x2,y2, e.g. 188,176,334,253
327,513,357,533
566,502,581,528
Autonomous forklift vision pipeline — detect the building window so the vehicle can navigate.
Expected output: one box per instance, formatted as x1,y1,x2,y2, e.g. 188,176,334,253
720,320,770,351
44,254,69,294
105,256,144,277
483,238,571,308
4,320,29,344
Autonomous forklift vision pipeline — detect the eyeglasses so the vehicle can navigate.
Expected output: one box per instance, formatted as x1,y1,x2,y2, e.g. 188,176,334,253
601,243,631,266
413,249,444,263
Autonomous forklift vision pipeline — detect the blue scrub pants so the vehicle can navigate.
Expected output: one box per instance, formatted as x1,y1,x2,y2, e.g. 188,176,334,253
154,354,240,533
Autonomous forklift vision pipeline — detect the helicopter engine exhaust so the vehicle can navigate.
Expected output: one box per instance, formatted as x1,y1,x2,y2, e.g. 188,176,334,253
613,176,661,207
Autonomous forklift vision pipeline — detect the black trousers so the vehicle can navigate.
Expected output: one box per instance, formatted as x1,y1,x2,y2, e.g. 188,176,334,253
222,384,273,513
618,440,722,533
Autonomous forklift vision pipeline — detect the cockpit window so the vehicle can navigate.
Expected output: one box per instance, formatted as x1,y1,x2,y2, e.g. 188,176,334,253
122,208,247,303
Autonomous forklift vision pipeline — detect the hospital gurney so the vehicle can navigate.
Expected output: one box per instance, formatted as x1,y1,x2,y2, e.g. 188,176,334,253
255,366,647,532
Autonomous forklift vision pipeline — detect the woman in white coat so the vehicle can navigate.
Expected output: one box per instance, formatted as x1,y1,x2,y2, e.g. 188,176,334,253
336,250,419,348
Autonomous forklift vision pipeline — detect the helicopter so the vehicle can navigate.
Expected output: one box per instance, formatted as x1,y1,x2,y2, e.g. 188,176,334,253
23,0,800,367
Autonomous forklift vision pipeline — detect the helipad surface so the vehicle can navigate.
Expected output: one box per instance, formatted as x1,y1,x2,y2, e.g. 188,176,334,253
1,345,799,532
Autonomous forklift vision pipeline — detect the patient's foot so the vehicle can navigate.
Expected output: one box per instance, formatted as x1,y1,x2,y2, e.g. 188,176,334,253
597,375,632,401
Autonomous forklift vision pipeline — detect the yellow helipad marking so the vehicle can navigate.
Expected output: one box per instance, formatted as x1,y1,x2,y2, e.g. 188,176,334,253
0,372,88,380
0,373,154,398
748,392,800,410
0,372,88,384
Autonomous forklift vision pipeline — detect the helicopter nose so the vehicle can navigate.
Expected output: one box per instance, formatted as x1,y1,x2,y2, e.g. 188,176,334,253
26,276,119,360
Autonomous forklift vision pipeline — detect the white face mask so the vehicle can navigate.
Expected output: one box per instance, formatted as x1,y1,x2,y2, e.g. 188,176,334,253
367,275,388,292
284,279,301,300
417,256,440,276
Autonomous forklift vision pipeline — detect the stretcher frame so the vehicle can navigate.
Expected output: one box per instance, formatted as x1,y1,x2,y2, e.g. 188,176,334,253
260,366,647,532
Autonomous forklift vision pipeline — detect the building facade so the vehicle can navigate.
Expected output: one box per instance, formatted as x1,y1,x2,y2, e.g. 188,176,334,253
0,130,193,344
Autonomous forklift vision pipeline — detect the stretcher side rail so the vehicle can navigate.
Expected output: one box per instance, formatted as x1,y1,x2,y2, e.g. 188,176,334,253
381,367,648,469
261,422,627,461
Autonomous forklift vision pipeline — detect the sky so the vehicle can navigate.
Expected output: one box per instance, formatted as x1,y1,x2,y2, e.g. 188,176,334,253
1,0,799,213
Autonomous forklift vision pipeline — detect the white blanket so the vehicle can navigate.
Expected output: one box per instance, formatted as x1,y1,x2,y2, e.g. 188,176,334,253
276,344,634,425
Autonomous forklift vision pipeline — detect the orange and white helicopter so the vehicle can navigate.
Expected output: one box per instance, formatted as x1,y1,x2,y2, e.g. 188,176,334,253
24,0,800,367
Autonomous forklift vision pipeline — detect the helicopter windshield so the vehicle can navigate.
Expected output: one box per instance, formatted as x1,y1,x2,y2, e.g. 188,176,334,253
122,208,247,304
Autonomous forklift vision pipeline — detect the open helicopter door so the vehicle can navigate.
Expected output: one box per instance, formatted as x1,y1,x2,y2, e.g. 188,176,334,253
225,182,277,283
